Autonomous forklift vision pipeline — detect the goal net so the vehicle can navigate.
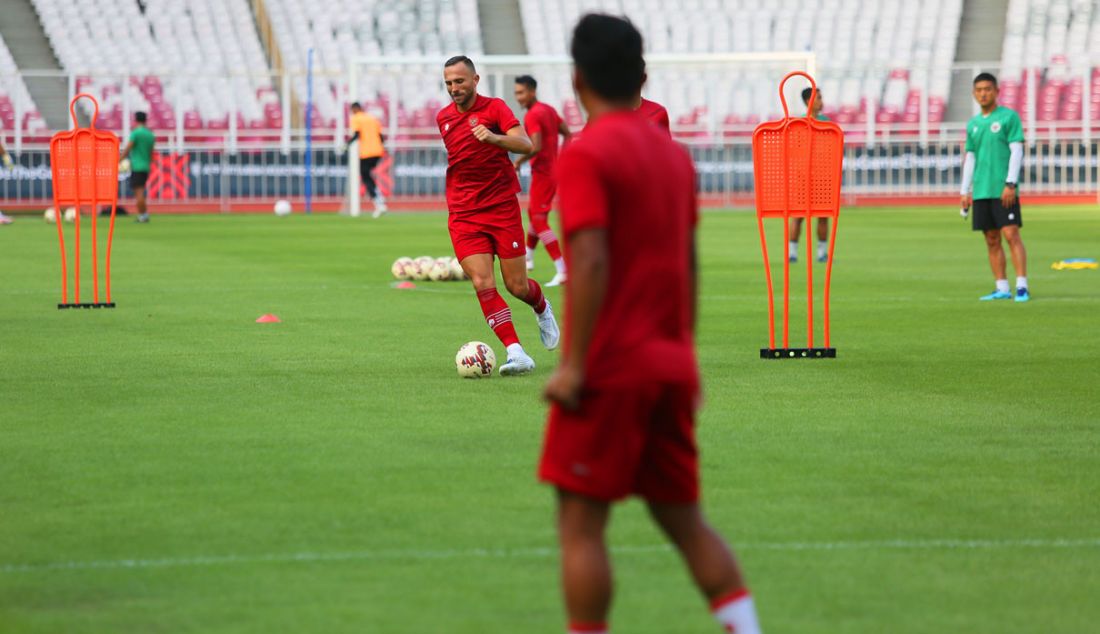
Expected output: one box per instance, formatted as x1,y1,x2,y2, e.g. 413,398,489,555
344,52,817,215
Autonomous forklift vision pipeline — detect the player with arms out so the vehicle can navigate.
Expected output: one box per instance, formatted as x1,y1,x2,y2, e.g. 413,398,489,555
345,102,387,217
438,56,560,375
118,111,155,223
540,14,762,634
961,72,1029,302
513,74,571,286
789,87,831,263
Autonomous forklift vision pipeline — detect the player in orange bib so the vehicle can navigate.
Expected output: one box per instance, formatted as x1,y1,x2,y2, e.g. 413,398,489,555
345,102,387,217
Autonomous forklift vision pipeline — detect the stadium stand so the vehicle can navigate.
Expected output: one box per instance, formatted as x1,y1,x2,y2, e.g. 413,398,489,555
29,0,274,133
264,0,483,133
999,0,1100,122
520,0,964,129
0,34,47,135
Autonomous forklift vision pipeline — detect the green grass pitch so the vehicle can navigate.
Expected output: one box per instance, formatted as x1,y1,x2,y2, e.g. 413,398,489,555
1,206,1098,633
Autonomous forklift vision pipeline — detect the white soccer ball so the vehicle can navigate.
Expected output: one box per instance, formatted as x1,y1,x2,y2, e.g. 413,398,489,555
391,256,415,280
273,199,292,216
409,260,430,281
449,257,466,281
118,158,131,173
43,207,56,223
64,207,77,222
429,259,452,281
455,341,496,378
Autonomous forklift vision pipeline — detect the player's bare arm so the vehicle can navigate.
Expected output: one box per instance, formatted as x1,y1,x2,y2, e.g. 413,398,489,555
119,143,132,161
558,120,573,144
513,131,541,169
543,228,608,410
473,124,532,154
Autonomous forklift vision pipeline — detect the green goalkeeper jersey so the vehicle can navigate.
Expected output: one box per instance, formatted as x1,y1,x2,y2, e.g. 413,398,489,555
128,126,155,173
965,106,1024,200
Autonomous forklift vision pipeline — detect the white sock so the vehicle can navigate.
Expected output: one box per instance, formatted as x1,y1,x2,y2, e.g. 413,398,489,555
554,258,566,275
505,343,524,359
712,590,761,634
1016,276,1028,290
995,279,1010,293
788,241,798,257
526,248,535,261
817,239,828,256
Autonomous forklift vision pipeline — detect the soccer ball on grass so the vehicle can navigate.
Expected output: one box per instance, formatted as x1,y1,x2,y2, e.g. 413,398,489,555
273,199,292,216
429,259,452,281
391,257,415,280
456,341,496,378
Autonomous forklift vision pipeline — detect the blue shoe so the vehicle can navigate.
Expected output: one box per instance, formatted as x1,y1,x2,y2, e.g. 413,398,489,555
817,254,828,263
788,255,797,263
980,290,1012,301
1015,287,1030,302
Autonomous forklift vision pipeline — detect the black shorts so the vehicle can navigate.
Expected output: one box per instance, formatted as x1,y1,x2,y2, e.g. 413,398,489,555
359,156,380,181
972,198,1022,232
130,171,149,190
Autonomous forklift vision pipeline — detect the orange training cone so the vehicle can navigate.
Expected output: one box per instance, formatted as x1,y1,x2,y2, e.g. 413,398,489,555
255,314,281,323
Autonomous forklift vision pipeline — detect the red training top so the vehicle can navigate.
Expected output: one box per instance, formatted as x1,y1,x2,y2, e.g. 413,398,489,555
524,100,565,176
437,95,521,212
556,109,699,388
637,98,671,136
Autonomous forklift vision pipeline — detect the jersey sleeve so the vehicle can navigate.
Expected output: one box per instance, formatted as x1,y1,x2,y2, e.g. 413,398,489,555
524,109,541,137
1006,112,1024,143
964,124,974,152
494,99,520,132
558,148,609,236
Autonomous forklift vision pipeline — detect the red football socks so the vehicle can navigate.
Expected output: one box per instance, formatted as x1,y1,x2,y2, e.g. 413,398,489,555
476,287,519,347
522,278,547,313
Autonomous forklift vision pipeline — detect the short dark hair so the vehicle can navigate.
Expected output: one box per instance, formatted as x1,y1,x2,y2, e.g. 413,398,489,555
974,72,998,87
350,101,362,110
571,14,645,100
801,87,819,104
444,55,476,73
515,75,537,90
134,111,147,123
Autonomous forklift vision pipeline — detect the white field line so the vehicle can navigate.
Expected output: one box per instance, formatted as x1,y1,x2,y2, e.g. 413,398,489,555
3,538,1098,574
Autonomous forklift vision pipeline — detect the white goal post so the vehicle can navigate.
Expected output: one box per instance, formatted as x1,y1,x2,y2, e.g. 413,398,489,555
344,52,816,215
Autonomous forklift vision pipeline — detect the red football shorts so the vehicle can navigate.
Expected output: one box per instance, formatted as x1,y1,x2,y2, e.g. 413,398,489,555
538,382,699,504
448,197,526,261
527,172,556,218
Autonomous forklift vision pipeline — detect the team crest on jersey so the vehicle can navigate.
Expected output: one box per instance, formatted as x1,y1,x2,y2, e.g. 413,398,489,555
990,122,1002,133
444,123,450,132
468,116,479,127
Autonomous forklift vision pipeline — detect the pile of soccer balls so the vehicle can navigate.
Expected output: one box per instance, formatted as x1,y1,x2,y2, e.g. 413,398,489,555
392,256,466,282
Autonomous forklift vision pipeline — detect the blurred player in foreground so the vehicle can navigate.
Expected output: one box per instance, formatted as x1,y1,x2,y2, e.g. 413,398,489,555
961,72,1029,302
540,14,762,634
789,87,830,263
513,74,571,286
437,56,559,375
345,102,387,217
118,111,154,223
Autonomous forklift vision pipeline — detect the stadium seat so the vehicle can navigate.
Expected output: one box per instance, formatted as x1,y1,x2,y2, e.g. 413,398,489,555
519,0,964,132
0,34,47,134
29,0,272,133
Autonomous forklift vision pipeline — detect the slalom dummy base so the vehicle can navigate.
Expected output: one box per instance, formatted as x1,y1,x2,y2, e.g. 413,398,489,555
760,347,837,360
58,302,116,310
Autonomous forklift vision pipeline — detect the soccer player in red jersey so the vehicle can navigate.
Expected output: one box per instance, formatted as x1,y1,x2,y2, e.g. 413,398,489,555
513,74,572,287
539,15,762,634
635,93,670,135
437,56,560,375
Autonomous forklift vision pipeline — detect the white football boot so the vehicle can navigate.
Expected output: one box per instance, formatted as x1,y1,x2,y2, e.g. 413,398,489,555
372,196,388,218
525,248,535,271
545,272,567,287
536,299,560,350
499,344,536,376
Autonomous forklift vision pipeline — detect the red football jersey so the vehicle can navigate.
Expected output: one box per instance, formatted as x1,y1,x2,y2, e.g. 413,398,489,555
556,109,699,388
437,95,521,212
637,98,671,136
524,101,564,175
